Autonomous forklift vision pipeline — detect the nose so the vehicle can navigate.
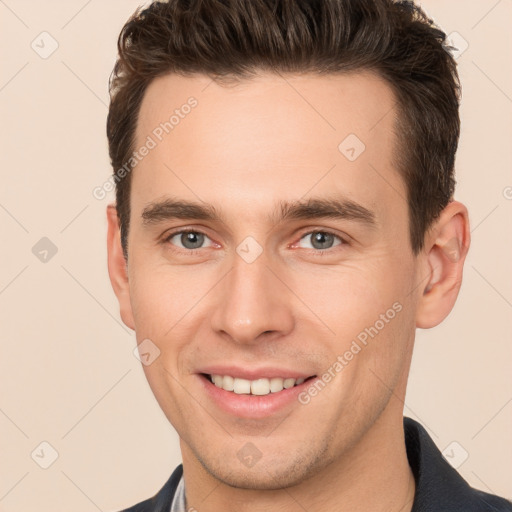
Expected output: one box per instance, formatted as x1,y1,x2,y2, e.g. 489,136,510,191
210,251,295,345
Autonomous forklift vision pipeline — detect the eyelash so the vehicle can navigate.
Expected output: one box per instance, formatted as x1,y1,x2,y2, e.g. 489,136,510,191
161,228,349,256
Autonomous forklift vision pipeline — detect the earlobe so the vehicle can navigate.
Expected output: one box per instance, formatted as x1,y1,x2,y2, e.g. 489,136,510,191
106,204,135,330
415,201,471,329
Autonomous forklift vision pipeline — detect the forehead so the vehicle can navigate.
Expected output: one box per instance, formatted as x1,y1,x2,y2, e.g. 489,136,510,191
131,70,405,226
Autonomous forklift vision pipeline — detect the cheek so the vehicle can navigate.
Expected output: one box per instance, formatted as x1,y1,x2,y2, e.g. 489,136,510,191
140,359,192,435
128,264,219,398
288,262,391,338
128,262,210,341
129,268,198,420
289,257,414,381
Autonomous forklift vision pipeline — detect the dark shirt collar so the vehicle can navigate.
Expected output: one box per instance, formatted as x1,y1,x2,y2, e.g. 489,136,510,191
404,416,511,511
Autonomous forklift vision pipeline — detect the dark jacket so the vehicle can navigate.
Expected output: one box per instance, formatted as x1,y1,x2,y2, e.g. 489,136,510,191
118,417,512,511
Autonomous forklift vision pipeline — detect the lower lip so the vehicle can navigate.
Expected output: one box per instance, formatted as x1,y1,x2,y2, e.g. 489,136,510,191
198,374,317,419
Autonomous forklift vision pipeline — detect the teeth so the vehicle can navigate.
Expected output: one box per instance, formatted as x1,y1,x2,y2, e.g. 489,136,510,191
209,374,307,395
233,378,251,394
222,375,234,391
283,378,296,389
269,377,284,393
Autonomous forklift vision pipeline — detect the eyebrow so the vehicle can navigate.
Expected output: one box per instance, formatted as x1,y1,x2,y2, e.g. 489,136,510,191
141,196,377,229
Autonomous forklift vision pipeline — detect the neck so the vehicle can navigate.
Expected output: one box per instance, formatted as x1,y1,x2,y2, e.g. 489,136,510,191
180,407,416,512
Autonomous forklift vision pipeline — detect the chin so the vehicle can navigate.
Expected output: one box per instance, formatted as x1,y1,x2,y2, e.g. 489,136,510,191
196,444,330,491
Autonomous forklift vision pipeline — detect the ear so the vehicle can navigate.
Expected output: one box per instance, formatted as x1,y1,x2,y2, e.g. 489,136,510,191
106,204,135,330
415,200,471,329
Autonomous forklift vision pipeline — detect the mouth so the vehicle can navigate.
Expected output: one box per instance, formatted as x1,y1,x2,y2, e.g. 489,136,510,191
197,372,319,419
202,373,317,396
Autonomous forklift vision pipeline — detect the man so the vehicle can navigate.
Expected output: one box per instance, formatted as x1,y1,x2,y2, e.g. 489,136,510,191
105,0,512,511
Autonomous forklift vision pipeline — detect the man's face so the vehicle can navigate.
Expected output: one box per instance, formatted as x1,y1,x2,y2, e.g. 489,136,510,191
120,71,424,488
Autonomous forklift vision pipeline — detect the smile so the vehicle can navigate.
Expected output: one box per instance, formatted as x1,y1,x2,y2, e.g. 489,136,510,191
197,368,319,418
209,374,312,395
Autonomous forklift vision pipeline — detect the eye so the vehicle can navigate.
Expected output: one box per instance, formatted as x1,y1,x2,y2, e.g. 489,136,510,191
164,229,214,251
297,230,344,251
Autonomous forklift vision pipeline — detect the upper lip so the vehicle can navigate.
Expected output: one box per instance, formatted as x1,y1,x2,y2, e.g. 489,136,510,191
197,365,316,380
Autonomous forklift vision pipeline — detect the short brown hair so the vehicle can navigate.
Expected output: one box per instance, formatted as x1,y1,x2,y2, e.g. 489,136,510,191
107,0,461,260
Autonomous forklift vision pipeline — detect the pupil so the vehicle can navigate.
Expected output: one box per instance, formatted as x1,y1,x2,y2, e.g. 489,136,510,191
182,232,203,249
312,232,333,250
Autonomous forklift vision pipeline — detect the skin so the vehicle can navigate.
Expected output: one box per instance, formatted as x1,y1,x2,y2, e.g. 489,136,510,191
107,70,470,511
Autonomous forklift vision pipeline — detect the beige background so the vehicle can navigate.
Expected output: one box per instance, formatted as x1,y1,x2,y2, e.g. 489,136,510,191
0,0,511,510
